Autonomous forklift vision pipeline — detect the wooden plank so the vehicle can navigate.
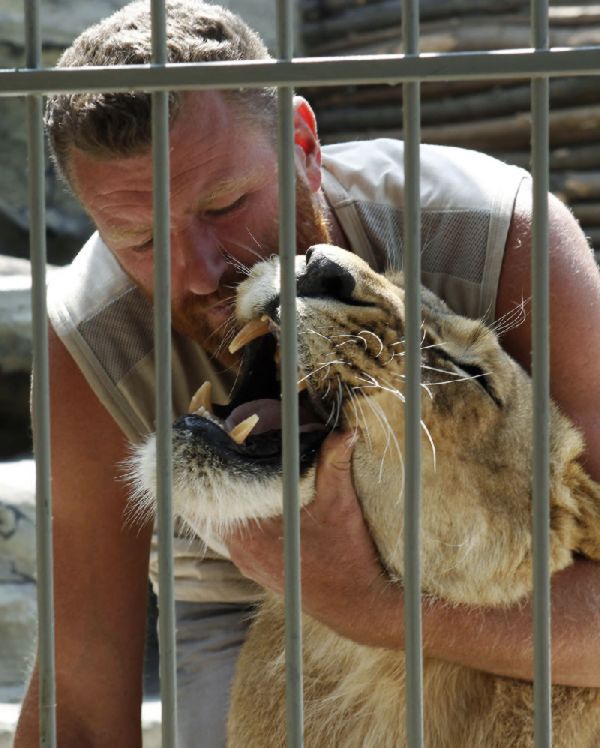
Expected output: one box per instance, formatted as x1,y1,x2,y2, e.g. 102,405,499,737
305,15,600,54
313,78,600,133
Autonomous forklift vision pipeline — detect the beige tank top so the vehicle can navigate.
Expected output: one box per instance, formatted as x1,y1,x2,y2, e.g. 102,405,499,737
47,139,527,602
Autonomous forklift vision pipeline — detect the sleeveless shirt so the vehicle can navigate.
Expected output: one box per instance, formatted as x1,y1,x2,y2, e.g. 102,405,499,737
47,139,528,602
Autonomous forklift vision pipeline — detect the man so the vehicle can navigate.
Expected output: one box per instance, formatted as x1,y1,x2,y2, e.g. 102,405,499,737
16,1,600,746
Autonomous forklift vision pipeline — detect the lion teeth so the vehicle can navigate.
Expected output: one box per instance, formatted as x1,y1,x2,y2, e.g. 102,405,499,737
229,414,260,444
189,381,213,413
228,316,271,354
193,405,221,426
297,378,308,392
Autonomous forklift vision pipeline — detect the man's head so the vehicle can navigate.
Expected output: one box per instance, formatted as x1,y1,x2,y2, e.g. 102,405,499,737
48,1,335,367
45,0,276,184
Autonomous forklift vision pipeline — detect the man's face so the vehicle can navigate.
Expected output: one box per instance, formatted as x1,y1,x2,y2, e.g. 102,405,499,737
69,91,331,367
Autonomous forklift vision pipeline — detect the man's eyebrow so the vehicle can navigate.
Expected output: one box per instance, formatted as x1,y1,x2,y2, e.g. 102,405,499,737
102,225,153,244
202,176,253,203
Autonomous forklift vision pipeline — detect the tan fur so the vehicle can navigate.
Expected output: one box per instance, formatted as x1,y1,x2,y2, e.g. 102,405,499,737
130,245,600,746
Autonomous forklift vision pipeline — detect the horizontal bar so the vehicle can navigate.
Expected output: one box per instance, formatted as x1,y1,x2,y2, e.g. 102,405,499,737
1,47,600,96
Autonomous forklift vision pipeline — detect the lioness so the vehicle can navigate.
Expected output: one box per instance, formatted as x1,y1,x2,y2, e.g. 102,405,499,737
130,245,600,746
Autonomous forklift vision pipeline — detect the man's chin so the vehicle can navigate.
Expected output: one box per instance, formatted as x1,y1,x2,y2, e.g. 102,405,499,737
172,312,241,370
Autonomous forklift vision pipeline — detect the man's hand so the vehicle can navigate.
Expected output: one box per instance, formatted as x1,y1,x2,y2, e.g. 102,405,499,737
225,431,405,646
226,428,600,686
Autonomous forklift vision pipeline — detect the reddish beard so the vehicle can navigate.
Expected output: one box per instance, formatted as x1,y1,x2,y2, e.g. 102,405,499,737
172,177,332,368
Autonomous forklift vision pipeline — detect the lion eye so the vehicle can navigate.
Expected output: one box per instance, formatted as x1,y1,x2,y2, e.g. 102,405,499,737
432,347,502,407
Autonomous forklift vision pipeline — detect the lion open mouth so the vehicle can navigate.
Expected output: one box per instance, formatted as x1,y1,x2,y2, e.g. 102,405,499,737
174,315,329,467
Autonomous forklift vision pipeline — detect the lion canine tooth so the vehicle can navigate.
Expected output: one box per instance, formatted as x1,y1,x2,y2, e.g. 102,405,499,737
228,316,271,354
189,381,213,414
229,414,260,444
297,379,308,392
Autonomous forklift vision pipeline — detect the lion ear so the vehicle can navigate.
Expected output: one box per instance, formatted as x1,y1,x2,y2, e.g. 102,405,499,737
565,462,600,561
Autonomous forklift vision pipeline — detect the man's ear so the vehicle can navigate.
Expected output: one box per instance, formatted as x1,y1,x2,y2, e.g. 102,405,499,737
293,96,322,193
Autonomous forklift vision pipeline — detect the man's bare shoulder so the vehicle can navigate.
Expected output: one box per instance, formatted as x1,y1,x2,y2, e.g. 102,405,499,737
497,182,600,477
46,322,151,556
47,324,131,473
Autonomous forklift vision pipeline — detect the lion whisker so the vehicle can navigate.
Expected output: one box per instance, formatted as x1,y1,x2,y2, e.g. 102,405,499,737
358,329,384,357
221,249,252,277
363,395,403,483
349,386,374,451
299,360,347,384
425,372,490,387
488,297,530,338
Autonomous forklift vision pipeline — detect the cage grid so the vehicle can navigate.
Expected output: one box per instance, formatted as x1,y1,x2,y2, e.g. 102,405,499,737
3,0,600,745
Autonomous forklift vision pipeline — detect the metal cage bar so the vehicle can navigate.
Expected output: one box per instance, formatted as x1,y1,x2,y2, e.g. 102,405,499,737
401,0,424,745
531,0,552,745
3,48,600,96
276,1,304,745
150,0,178,745
10,0,600,746
24,0,57,745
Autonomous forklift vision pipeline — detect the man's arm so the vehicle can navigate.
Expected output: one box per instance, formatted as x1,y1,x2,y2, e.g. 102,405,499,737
15,327,153,746
227,183,600,687
497,182,600,481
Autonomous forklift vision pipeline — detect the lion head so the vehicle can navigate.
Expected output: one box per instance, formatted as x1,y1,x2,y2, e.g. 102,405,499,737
130,244,600,607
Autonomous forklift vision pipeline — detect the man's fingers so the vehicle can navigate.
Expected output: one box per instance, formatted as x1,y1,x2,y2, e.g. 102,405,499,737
317,432,356,494
320,430,358,468
312,430,359,512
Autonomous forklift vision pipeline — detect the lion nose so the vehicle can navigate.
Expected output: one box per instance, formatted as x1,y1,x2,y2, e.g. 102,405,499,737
298,245,356,301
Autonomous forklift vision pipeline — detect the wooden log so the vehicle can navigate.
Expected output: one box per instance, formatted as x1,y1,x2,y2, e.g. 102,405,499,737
549,144,600,171
584,227,600,247
303,78,515,111
305,15,600,54
551,171,600,201
301,0,371,20
303,4,537,46
418,105,600,152
549,5,600,25
492,145,600,172
319,104,600,149
569,202,600,225
318,110,600,150
301,0,528,22
303,4,400,47
313,78,600,133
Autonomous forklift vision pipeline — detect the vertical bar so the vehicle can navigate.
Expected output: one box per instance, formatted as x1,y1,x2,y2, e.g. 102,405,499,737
151,0,178,744
402,0,424,746
25,0,57,744
531,0,551,745
277,0,304,745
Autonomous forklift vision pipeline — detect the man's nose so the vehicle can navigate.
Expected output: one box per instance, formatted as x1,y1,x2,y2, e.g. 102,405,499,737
172,219,228,295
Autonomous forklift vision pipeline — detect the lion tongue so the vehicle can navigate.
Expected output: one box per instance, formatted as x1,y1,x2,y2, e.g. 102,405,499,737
225,399,326,439
225,399,282,436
